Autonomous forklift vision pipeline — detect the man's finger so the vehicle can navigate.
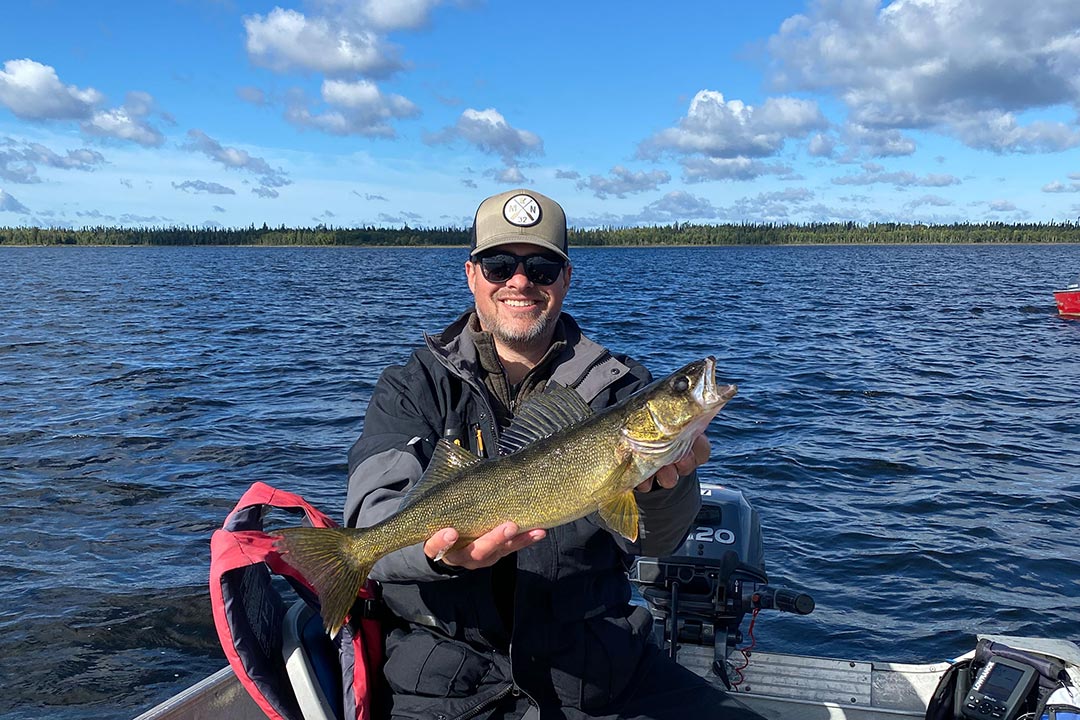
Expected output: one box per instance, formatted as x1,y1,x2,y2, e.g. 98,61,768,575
502,528,546,553
425,527,459,562
446,523,546,569
636,465,675,493
458,522,520,563
674,434,711,476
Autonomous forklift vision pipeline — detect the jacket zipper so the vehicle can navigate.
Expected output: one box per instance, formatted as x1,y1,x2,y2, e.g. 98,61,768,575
424,342,501,457
469,382,498,457
567,349,613,391
453,682,515,720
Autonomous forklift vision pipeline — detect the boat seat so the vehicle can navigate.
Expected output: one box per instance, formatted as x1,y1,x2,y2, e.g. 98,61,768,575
282,600,344,720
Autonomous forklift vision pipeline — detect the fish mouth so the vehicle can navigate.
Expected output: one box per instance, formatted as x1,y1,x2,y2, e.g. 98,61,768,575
699,356,737,409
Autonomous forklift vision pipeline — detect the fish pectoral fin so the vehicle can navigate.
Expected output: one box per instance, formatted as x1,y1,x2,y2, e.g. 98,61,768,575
597,490,640,542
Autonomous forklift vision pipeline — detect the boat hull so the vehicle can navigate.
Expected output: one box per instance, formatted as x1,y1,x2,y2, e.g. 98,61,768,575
133,635,1079,720
1055,288,1080,316
133,667,264,720
134,649,948,720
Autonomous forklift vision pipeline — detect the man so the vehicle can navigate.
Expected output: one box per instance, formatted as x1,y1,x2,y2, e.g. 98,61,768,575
345,189,760,719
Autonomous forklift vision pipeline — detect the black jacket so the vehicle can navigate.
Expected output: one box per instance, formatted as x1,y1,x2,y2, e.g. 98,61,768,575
344,312,702,719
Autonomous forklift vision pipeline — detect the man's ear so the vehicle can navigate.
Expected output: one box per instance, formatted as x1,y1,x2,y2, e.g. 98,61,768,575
465,259,477,293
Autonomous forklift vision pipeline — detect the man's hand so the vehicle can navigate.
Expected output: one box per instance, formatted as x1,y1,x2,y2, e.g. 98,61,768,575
635,432,711,493
423,522,546,570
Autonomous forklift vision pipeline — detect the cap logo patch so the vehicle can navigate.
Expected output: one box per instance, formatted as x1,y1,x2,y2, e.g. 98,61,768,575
503,194,541,227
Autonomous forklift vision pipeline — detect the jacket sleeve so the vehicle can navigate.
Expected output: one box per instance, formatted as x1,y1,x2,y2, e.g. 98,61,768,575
632,473,702,556
598,355,702,558
343,356,451,583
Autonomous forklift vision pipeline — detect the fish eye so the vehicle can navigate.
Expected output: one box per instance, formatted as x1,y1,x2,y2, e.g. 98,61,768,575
673,376,690,392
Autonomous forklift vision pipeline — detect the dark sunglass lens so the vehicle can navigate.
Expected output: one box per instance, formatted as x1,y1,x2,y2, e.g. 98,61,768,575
524,256,563,285
480,254,517,282
478,252,563,285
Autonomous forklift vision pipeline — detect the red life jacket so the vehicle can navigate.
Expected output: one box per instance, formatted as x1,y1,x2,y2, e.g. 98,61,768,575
209,481,383,720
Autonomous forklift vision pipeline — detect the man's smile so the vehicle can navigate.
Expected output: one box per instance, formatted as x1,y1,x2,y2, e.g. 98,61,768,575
499,297,542,309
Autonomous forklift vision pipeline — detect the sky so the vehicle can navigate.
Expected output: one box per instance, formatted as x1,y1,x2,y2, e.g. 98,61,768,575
2,0,1080,230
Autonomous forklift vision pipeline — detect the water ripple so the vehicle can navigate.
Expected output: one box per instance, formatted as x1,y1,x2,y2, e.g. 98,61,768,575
1,244,1079,718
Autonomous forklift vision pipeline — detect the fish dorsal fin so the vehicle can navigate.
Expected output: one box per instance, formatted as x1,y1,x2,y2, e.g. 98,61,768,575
498,383,595,455
401,439,481,506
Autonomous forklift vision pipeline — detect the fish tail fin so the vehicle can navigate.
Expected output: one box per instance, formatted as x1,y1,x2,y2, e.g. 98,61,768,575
275,526,375,636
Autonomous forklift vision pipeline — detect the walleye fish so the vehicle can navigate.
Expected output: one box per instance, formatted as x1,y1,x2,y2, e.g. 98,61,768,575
276,356,736,635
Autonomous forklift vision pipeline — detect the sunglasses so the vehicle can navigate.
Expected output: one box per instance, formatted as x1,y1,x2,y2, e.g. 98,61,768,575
475,251,566,286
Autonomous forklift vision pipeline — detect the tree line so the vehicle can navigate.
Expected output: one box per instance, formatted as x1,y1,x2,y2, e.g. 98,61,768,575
2,221,1080,247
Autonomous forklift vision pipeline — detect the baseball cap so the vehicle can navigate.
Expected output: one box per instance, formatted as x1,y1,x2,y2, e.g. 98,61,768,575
469,189,569,262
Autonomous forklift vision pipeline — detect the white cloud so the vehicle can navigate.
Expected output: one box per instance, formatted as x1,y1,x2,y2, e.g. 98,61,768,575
0,147,37,183
307,0,443,31
244,8,402,77
637,191,722,223
842,124,917,158
237,86,267,106
577,165,671,199
0,59,103,120
82,99,165,148
728,188,815,223
905,194,953,209
241,4,440,139
680,156,796,183
832,162,961,188
0,62,166,147
1,138,106,183
607,186,817,225
377,210,424,224
185,130,271,172
949,111,1080,153
425,108,543,165
25,142,105,172
1043,180,1080,193
172,180,237,195
183,130,291,195
0,188,30,213
359,0,442,30
640,90,827,160
808,133,837,158
491,166,528,184
285,79,418,137
768,0,1080,153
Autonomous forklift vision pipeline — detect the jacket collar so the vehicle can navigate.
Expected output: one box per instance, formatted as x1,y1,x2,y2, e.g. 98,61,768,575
424,311,631,404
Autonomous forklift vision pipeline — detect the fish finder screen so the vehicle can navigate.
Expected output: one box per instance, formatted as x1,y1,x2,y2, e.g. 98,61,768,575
982,664,1023,700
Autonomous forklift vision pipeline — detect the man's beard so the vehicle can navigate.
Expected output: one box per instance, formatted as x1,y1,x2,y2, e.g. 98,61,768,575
478,304,556,351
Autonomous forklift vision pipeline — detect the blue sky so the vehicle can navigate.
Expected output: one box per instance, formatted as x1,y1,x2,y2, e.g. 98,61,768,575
2,0,1080,229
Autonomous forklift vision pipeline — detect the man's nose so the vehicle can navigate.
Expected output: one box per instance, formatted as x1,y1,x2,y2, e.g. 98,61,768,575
504,262,532,287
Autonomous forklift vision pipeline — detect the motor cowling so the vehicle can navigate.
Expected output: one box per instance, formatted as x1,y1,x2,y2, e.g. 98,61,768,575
630,483,813,670
674,483,765,572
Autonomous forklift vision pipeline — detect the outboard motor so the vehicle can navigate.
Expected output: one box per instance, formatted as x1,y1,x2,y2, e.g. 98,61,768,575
630,483,815,685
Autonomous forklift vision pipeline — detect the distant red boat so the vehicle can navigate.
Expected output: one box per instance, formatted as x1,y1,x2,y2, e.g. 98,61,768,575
1055,281,1080,317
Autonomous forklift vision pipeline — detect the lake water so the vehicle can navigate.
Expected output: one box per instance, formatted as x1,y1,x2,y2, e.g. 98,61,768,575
1,244,1078,719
